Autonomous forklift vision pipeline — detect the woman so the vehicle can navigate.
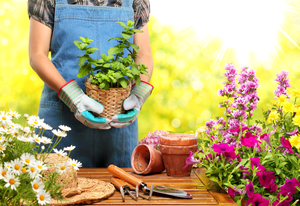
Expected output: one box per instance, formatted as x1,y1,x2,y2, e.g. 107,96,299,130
28,0,153,167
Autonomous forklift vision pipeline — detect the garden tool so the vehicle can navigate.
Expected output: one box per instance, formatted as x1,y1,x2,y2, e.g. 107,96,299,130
110,177,137,202
108,164,193,199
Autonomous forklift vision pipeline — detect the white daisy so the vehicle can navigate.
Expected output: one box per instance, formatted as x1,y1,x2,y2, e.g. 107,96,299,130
27,115,44,128
17,135,34,143
11,159,24,175
31,178,45,192
0,167,8,179
56,161,69,174
36,189,51,205
0,111,12,123
52,129,67,137
64,145,76,152
21,166,27,174
4,161,12,170
41,123,53,131
40,136,52,145
68,159,82,170
20,153,36,165
53,148,67,157
8,110,21,119
0,144,6,153
0,136,6,143
35,160,48,172
33,134,42,144
4,171,20,190
28,164,41,179
21,126,31,135
3,128,12,135
58,125,71,132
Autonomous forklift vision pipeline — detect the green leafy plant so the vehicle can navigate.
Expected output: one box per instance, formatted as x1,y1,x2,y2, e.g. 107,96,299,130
74,20,149,90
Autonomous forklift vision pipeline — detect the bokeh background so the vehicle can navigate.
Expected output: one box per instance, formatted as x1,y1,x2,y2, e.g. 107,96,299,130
0,0,300,140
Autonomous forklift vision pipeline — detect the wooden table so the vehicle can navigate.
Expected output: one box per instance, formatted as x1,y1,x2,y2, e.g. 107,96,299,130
78,168,236,206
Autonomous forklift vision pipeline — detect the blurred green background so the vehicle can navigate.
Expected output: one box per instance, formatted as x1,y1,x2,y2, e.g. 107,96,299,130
0,0,299,140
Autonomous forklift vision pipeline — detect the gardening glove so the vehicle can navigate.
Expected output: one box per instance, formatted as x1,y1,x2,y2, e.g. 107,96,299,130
58,79,111,129
110,81,153,128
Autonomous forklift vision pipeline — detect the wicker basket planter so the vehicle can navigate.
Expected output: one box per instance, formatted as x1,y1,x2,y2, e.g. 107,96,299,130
84,78,131,120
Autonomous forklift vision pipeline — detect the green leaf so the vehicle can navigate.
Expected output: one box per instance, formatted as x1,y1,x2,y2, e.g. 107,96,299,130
79,36,85,42
108,46,123,55
132,29,143,33
78,55,88,67
117,21,128,30
77,63,91,78
131,63,140,75
74,41,84,50
121,33,131,39
100,82,106,89
86,47,99,54
288,156,300,169
130,43,139,52
127,20,134,28
275,168,281,175
119,78,128,88
113,72,123,79
134,75,140,86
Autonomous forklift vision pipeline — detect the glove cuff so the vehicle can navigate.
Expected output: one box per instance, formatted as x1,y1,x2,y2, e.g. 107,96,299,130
58,79,84,112
131,81,153,103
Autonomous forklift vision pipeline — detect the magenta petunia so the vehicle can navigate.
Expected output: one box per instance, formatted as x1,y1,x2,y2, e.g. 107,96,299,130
260,133,271,147
280,177,300,195
212,143,234,153
259,171,276,188
249,193,269,206
250,158,261,169
276,191,293,202
228,187,237,198
268,179,277,193
278,136,293,154
183,151,199,169
246,180,254,199
272,200,291,206
241,137,261,148
285,128,298,136
256,165,266,177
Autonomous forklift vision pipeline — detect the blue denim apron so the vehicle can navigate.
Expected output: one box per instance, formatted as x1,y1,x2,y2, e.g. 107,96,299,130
37,0,138,167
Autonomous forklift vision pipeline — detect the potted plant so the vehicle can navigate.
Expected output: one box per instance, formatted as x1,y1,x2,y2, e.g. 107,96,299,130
73,20,149,119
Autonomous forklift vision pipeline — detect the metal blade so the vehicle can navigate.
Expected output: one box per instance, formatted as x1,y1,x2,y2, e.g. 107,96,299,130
144,185,192,199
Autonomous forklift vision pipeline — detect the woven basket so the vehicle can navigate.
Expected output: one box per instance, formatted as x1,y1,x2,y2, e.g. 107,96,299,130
84,78,131,120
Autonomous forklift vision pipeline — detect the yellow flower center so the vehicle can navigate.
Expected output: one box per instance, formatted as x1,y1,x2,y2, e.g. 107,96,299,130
30,167,35,172
14,165,20,170
38,165,43,169
39,195,45,201
25,159,30,164
14,133,18,137
33,183,39,190
1,171,6,177
34,121,38,125
35,138,39,142
9,179,15,185
2,117,6,120
60,166,66,170
0,146,3,151
21,168,26,173
6,130,11,133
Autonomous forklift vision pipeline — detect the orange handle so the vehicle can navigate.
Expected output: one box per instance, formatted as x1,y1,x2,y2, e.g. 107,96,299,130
108,164,143,187
110,177,126,190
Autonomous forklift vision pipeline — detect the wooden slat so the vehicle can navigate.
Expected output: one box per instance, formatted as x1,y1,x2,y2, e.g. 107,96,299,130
76,168,236,206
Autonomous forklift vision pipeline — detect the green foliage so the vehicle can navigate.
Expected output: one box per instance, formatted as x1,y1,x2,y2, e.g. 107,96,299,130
74,20,149,90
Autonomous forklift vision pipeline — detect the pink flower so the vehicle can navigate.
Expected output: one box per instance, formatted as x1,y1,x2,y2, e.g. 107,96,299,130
241,137,261,148
250,158,261,169
285,128,298,136
249,193,269,206
212,143,234,153
280,177,300,195
246,180,254,199
260,133,271,147
228,187,237,198
277,136,293,154
183,151,199,169
268,179,277,194
259,171,276,188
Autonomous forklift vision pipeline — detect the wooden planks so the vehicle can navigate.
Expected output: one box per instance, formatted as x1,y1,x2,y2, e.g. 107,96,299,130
77,168,237,206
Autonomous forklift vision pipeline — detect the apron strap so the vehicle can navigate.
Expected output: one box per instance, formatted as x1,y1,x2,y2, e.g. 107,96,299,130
56,0,68,5
123,0,134,8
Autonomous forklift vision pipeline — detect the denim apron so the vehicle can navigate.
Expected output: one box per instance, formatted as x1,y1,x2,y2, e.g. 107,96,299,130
37,0,138,167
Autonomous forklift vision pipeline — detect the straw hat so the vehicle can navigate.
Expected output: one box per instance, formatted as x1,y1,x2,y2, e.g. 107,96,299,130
42,154,115,205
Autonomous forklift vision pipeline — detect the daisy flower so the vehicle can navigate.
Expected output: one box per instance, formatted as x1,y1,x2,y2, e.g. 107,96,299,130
31,178,45,192
33,134,42,144
59,125,71,132
64,145,76,152
68,159,82,170
17,135,34,143
290,134,300,149
53,148,67,156
4,171,20,190
35,160,48,172
52,129,67,137
0,167,8,180
27,115,44,128
8,110,21,119
4,161,13,170
36,189,51,205
0,111,12,123
276,94,287,106
21,126,31,135
56,161,70,174
0,144,6,153
40,136,52,145
41,123,53,131
21,153,36,165
0,136,6,143
283,102,295,113
268,111,279,123
291,88,300,98
28,164,41,179
11,159,24,175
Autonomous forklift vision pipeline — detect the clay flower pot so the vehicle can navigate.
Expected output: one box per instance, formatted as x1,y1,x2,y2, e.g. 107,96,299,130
159,133,198,176
131,144,165,175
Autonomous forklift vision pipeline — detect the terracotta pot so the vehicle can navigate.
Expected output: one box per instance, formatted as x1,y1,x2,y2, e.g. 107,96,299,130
159,133,198,177
131,144,165,175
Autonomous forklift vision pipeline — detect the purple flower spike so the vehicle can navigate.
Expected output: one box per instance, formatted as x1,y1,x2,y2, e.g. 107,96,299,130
260,133,272,147
249,193,269,206
286,128,299,136
212,143,234,153
246,180,255,199
280,177,300,195
183,151,199,169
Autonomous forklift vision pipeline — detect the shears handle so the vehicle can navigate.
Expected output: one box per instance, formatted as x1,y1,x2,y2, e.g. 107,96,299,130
108,164,143,187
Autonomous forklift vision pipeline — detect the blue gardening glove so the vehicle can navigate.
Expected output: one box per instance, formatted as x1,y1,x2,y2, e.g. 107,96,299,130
58,79,111,129
110,81,153,128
